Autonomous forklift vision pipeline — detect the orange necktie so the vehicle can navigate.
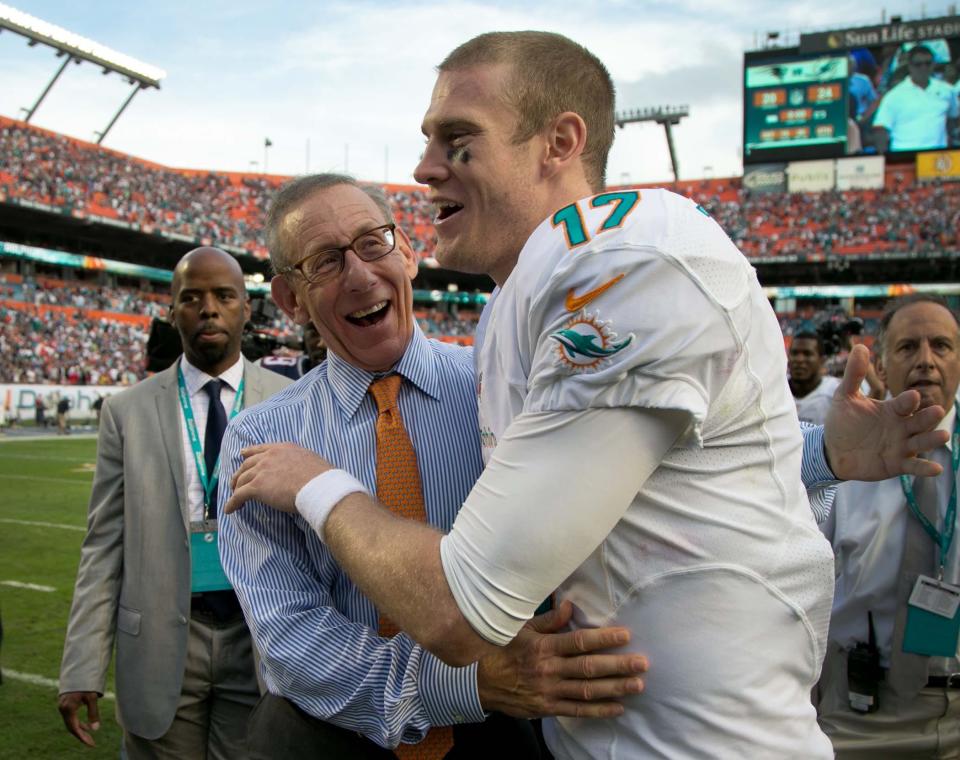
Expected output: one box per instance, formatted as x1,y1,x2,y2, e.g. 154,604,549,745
369,374,454,760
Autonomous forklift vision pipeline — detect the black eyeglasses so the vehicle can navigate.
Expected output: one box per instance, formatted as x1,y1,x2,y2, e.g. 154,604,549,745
277,224,397,284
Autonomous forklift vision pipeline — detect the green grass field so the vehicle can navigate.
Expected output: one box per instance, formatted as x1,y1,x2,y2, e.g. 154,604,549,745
0,436,124,758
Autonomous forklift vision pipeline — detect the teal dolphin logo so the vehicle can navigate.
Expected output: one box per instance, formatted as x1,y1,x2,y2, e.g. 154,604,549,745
550,315,633,369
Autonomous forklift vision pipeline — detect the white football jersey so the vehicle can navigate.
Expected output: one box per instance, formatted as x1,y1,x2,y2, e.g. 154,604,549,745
475,189,835,758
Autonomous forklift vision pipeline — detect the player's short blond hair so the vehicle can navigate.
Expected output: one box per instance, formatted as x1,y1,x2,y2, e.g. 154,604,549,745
440,31,615,191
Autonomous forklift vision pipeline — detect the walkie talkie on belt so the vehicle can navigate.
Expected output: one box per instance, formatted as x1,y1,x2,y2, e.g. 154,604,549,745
847,611,883,713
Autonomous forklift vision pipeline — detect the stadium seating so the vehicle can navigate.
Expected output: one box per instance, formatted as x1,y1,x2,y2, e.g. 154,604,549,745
4,116,958,266
0,271,478,383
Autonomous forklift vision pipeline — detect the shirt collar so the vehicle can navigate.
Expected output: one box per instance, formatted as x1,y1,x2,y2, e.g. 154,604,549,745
326,322,441,420
180,354,244,396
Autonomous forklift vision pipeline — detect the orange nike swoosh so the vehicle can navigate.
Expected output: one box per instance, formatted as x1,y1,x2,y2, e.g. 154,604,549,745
565,274,625,312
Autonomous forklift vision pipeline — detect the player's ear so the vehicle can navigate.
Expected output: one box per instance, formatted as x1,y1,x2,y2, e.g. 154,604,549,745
875,350,887,386
271,275,310,325
542,111,588,181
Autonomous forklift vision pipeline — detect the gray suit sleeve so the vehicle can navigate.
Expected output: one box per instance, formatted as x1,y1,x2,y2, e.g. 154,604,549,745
59,396,126,695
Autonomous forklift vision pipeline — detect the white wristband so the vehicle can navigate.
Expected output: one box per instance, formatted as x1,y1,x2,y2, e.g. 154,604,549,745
295,469,369,541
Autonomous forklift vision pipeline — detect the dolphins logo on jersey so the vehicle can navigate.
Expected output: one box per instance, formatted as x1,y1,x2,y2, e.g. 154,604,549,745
549,310,632,371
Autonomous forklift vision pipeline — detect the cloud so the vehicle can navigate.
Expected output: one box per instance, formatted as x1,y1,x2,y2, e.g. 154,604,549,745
0,0,949,185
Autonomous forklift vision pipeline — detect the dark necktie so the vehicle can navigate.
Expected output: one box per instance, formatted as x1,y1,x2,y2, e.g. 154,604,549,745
203,379,227,518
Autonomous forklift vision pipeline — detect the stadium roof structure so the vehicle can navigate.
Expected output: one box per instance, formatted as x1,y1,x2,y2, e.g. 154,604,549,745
0,3,166,143
614,105,690,183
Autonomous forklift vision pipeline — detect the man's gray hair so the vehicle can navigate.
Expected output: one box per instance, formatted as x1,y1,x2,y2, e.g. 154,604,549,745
875,294,960,358
265,173,393,273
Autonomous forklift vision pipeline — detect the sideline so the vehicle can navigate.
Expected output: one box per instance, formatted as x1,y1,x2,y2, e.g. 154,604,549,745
0,474,92,485
0,518,85,532
0,669,115,700
0,433,98,443
0,580,55,592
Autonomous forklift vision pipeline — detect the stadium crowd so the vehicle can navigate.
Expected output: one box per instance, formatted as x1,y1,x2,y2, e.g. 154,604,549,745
4,119,960,265
0,24,954,760
694,180,960,258
0,268,481,383
0,303,146,385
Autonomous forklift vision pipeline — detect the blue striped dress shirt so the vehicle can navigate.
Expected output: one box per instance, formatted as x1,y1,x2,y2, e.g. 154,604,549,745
800,422,840,524
218,325,486,749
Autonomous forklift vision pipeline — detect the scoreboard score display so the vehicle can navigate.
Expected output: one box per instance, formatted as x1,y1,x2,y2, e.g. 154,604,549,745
743,14,960,165
744,56,849,158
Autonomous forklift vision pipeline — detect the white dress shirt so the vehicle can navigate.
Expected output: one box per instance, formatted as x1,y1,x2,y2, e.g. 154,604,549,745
795,375,841,426
178,356,243,522
823,402,960,665
874,76,960,151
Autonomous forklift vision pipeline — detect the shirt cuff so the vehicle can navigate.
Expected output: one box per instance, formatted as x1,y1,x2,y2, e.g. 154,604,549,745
801,425,840,488
417,655,486,728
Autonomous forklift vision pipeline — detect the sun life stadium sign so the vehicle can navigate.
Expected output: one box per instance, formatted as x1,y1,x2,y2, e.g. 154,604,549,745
799,15,960,54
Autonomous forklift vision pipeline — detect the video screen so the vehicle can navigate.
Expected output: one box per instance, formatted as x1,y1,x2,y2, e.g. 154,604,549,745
744,27,960,162
744,56,849,160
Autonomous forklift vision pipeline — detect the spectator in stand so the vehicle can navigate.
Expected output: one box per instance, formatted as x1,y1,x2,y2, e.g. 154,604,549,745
789,331,841,425
873,44,959,153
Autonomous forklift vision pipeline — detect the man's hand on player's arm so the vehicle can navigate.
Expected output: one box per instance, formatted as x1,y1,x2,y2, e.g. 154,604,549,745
224,442,497,666
477,600,647,719
58,691,101,747
824,344,948,481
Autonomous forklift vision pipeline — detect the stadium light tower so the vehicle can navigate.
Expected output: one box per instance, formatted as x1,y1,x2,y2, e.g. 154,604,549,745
0,3,166,144
614,105,690,184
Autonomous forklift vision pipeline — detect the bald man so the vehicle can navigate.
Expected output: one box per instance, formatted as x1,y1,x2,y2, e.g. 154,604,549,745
58,248,291,758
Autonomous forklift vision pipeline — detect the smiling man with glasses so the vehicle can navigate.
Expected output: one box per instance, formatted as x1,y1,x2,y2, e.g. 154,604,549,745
217,173,649,758
874,43,959,153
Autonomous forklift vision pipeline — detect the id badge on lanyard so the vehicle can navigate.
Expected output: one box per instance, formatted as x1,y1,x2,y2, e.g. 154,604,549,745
190,520,232,592
899,419,960,658
178,368,244,593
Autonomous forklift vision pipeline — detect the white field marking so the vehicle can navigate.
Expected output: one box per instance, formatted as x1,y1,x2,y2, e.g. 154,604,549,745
1,669,115,700
0,580,55,592
0,433,97,443
0,453,93,462
0,518,85,532
0,474,91,485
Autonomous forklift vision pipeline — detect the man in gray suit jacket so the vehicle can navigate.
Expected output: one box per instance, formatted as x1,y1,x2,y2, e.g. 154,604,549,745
58,247,291,758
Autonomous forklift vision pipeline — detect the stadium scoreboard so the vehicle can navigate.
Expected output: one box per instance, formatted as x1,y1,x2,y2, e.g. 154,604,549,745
743,14,960,164
744,56,848,158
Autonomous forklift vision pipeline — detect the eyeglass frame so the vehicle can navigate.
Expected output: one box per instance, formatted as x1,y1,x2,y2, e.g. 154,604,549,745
275,223,398,283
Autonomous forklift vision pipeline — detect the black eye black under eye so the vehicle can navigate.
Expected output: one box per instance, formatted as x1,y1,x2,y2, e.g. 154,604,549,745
447,146,471,164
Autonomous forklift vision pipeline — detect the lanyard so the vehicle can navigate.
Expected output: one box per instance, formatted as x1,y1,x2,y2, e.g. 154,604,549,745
899,416,959,580
177,367,245,510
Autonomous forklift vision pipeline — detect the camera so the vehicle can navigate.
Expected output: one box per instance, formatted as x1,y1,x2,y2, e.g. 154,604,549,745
815,309,864,357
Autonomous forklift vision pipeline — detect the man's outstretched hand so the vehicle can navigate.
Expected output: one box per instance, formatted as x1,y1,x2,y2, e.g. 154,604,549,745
824,344,948,481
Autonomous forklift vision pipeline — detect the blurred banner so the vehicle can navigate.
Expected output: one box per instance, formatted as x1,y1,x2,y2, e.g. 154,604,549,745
742,163,788,194
787,159,836,192
836,156,885,190
917,150,960,182
1,384,125,421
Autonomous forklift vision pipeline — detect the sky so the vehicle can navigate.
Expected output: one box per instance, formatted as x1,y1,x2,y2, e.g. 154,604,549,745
0,1,947,186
